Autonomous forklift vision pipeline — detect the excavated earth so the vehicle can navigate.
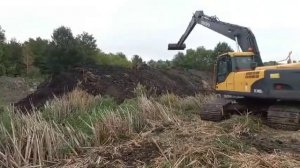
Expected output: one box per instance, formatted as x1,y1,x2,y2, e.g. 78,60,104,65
15,65,212,112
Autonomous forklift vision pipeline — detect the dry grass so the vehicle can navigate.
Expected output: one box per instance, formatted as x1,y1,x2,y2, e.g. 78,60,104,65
139,95,179,123
0,89,299,167
43,88,101,119
93,110,135,145
92,95,181,146
0,112,77,167
158,93,208,117
149,113,300,168
0,89,186,167
0,89,103,167
231,152,300,168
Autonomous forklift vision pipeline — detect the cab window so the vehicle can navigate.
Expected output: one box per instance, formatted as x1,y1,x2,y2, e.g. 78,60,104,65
234,56,253,71
216,55,232,83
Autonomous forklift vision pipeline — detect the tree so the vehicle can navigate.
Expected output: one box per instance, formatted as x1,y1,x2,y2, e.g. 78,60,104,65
76,32,97,50
156,60,171,69
207,42,233,70
172,52,185,68
171,43,232,71
131,55,143,67
52,26,75,48
23,37,49,74
212,42,233,60
172,47,213,70
3,39,25,75
0,26,5,44
76,32,99,63
95,52,132,68
42,26,84,74
195,47,213,70
147,59,156,68
116,52,126,59
0,26,6,75
147,59,171,69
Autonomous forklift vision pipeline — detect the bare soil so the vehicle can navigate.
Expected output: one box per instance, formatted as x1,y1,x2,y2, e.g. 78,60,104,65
0,76,35,105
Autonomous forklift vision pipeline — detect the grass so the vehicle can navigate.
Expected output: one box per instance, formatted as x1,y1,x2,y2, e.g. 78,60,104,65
157,93,205,117
0,89,299,167
219,114,263,135
214,134,250,152
0,88,181,167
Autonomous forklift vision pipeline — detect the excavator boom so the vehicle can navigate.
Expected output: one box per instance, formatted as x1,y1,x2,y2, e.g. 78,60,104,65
168,10,263,66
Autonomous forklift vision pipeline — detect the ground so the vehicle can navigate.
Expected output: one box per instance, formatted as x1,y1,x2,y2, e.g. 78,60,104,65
0,76,38,105
63,116,300,168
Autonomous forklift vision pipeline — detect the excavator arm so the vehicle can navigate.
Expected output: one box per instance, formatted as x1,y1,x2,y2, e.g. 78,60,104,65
168,11,263,66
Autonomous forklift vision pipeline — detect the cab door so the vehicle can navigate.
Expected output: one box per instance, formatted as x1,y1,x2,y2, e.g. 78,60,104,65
215,54,234,91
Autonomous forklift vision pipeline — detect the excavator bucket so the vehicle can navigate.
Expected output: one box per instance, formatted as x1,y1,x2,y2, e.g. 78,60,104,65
168,43,186,50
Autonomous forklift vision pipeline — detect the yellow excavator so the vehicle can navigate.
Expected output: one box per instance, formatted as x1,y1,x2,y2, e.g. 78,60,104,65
168,10,300,130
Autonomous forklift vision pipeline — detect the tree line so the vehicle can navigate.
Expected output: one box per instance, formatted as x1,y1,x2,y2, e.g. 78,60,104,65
150,43,233,70
0,25,234,76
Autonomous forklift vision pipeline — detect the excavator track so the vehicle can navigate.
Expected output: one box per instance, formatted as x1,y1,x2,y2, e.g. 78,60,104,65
201,98,300,131
200,98,230,122
267,103,300,131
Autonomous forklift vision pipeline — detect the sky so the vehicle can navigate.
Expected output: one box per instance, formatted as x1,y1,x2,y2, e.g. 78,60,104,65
1,0,300,62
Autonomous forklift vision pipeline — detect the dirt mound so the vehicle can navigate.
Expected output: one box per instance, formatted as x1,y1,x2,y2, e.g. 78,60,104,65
15,65,212,111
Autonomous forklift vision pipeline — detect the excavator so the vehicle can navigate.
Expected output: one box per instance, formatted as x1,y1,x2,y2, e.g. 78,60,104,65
168,10,300,130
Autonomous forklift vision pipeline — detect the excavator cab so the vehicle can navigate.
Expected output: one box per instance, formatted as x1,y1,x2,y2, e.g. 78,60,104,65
214,52,257,91
215,52,255,84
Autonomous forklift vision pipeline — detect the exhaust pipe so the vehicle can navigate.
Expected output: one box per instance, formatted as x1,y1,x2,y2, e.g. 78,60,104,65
168,43,186,50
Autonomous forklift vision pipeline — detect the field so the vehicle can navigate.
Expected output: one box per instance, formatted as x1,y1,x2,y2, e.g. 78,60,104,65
0,68,299,167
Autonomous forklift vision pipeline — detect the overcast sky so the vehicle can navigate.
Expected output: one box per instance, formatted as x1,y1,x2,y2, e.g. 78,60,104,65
1,0,300,62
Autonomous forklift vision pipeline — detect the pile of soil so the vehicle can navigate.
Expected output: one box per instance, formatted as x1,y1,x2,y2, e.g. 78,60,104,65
15,65,212,111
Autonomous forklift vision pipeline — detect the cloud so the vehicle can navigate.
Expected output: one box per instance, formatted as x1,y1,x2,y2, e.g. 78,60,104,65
0,0,299,61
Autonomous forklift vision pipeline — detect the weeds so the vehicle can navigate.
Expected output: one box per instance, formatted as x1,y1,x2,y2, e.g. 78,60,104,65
0,112,76,167
219,114,263,137
0,88,184,167
133,83,148,97
0,89,299,167
158,93,205,117
42,89,101,121
214,135,250,152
